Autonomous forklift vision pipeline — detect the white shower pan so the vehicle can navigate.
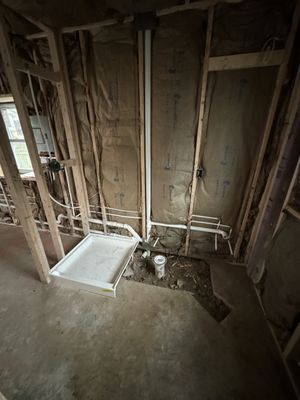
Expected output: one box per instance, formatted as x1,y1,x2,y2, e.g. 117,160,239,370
50,233,138,298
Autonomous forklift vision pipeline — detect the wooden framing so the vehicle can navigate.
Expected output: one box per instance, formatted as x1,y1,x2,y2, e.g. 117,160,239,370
25,0,238,40
138,31,146,240
6,0,298,260
208,50,284,71
157,0,225,16
13,56,61,83
32,49,75,234
184,7,214,255
284,323,300,360
0,15,65,261
47,29,90,235
286,205,300,221
233,2,300,259
273,158,299,235
0,113,50,283
0,180,13,217
246,66,300,260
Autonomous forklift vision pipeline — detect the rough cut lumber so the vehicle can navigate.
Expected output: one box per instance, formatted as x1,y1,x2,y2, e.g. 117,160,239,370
0,14,65,261
208,50,284,71
47,29,90,235
32,48,75,234
233,2,300,259
273,158,300,235
25,0,242,40
286,205,300,221
284,324,300,360
185,6,214,255
0,114,50,283
246,66,300,260
157,0,242,16
13,56,61,83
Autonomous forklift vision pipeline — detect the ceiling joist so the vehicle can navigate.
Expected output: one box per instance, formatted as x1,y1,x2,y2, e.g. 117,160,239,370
24,0,243,40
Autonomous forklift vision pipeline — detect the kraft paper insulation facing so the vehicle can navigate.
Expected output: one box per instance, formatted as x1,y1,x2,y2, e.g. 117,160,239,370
90,26,140,218
63,27,140,231
193,68,277,226
151,12,205,225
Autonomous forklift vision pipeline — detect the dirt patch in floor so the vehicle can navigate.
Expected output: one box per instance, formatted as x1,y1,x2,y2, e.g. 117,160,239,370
125,252,231,323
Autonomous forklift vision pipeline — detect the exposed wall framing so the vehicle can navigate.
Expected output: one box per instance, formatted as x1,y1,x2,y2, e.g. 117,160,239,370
0,14,65,261
47,29,91,235
0,113,50,283
0,0,298,272
234,2,300,259
185,7,214,255
246,65,300,262
274,158,300,234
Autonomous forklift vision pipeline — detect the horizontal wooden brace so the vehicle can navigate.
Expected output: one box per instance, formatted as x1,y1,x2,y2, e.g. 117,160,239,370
286,205,300,221
208,50,284,71
13,56,61,83
284,323,300,359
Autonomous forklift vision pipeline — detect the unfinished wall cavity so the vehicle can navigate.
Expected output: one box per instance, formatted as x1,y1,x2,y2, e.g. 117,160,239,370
89,25,140,214
189,0,292,255
0,0,297,258
194,68,277,225
62,26,141,230
151,11,205,225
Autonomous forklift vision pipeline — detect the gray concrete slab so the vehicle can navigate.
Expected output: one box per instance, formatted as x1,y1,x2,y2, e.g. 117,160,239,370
0,225,296,399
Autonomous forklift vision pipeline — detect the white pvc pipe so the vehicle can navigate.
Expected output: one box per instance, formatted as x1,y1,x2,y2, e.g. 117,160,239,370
151,220,230,240
145,30,152,240
49,193,80,210
71,216,142,242
192,214,220,220
191,220,231,229
105,206,140,214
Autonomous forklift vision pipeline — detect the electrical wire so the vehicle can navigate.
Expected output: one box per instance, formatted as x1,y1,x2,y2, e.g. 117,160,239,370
49,193,80,209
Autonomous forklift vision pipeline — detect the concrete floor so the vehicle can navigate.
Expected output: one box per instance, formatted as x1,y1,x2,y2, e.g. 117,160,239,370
0,224,296,400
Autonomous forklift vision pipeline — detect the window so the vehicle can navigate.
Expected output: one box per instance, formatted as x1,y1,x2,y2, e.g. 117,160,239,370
0,104,33,173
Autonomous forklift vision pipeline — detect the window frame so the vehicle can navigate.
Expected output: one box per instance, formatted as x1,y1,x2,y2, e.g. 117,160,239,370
0,101,34,175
